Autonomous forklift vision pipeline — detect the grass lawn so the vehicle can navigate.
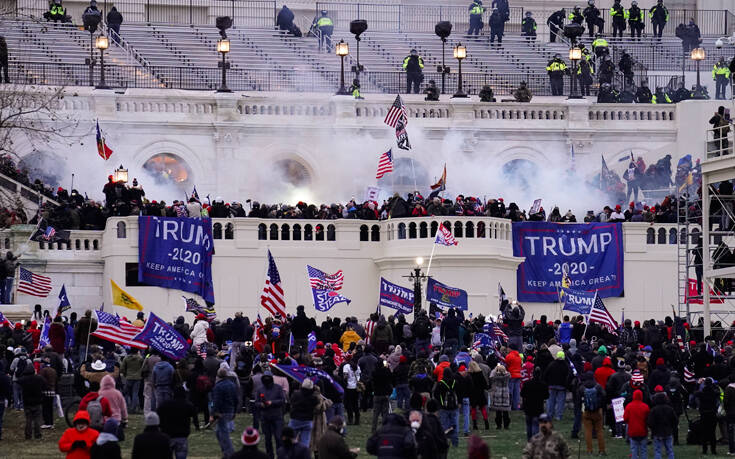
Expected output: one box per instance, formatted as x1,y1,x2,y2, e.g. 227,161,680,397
0,407,728,458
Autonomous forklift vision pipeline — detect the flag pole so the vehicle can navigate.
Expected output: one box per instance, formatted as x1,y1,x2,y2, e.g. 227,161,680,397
583,290,598,339
84,312,94,362
425,240,437,278
410,157,417,192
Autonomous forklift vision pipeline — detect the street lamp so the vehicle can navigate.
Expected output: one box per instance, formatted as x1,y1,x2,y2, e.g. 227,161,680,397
335,40,350,95
452,43,468,98
95,35,110,90
568,46,582,99
113,164,128,183
216,38,231,93
408,256,428,314
435,21,452,94
691,47,707,99
350,20,367,93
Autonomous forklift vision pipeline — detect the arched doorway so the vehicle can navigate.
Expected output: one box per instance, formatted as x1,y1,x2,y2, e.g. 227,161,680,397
142,153,193,191
377,158,429,195
502,159,539,191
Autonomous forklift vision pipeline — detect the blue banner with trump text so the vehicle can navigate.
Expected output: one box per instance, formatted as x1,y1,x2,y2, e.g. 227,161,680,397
133,312,189,360
512,222,624,302
426,278,468,310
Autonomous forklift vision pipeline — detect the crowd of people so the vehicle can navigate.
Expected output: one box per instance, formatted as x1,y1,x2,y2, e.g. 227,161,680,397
3,300,735,458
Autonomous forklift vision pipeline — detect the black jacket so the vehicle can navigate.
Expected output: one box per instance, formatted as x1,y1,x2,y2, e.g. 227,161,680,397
289,387,319,421
157,397,197,438
366,413,417,459
277,442,311,459
106,8,123,25
131,426,172,459
90,438,122,459
19,373,45,406
232,445,269,459
521,378,549,417
648,392,677,437
291,312,314,340
373,365,394,396
543,359,569,388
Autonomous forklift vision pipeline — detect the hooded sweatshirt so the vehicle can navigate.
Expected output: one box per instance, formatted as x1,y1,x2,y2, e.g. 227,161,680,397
58,411,100,459
98,374,127,423
623,389,650,438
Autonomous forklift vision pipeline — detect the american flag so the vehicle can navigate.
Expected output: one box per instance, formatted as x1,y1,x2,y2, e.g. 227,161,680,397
383,94,408,128
91,310,147,349
0,311,12,327
43,226,56,241
435,224,458,246
683,366,695,383
183,296,216,321
375,149,394,179
307,265,344,291
253,313,267,353
17,267,52,297
494,323,508,341
676,334,686,352
588,294,619,334
261,250,287,318
365,318,376,345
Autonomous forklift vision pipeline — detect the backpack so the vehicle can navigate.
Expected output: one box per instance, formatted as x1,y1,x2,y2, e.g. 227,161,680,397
13,357,27,378
440,380,458,410
583,386,600,411
403,324,413,339
86,395,104,430
196,374,213,393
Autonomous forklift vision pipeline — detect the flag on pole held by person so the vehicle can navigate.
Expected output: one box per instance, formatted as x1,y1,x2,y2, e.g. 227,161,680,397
253,313,267,353
383,94,408,128
133,312,189,360
307,265,344,290
261,250,287,318
498,283,509,311
588,293,619,334
0,311,12,327
37,315,51,350
91,310,147,349
183,296,216,321
683,366,695,383
17,267,52,297
395,118,411,150
430,164,447,191
375,149,394,179
30,225,70,244
307,331,317,353
57,284,71,314
96,119,113,160
312,288,351,312
273,364,344,395
192,186,200,201
434,224,458,246
110,279,144,311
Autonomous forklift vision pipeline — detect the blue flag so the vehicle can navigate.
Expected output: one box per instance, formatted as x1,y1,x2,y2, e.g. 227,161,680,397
274,364,344,395
57,284,71,314
37,315,51,350
307,331,317,353
426,278,468,310
561,287,596,315
472,333,493,349
378,277,414,314
312,288,351,312
133,312,189,360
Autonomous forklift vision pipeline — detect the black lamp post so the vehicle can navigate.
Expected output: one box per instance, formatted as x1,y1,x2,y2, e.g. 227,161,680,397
452,43,468,98
217,38,232,93
86,32,96,87
435,21,452,94
335,39,350,95
568,46,582,99
95,35,110,89
350,20,367,90
408,256,427,313
691,47,707,99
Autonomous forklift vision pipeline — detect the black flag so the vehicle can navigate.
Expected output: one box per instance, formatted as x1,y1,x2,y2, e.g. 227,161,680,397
396,118,411,150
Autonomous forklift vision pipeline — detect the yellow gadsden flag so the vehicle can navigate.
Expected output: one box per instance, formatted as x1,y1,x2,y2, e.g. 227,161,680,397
110,279,143,311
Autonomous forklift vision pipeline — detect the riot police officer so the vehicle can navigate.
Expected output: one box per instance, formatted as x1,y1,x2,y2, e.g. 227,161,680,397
650,0,669,39
467,0,485,36
546,54,568,96
583,0,603,37
547,8,566,43
315,10,334,52
522,11,537,41
610,0,626,38
403,49,424,94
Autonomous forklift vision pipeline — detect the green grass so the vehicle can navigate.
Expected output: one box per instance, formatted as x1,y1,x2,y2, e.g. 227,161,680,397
0,407,730,458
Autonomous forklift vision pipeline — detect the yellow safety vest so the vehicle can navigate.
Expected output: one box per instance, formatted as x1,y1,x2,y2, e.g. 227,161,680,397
546,61,567,72
592,38,608,48
470,5,484,15
713,64,731,80
317,17,333,27
625,8,643,22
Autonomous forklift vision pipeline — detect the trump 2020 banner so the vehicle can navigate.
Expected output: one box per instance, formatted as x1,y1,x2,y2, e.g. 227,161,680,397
379,277,414,314
426,277,468,310
512,222,624,302
133,312,189,360
138,216,215,303
561,287,596,315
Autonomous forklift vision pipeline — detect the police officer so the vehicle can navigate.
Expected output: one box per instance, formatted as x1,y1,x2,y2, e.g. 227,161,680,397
592,34,608,59
315,10,334,53
673,81,692,102
424,80,439,101
619,49,634,88
626,1,644,40
713,57,731,100
522,11,537,41
513,81,533,102
652,86,672,103
479,85,496,102
583,0,602,38
489,8,505,45
45,0,65,22
610,0,626,38
650,0,669,39
636,79,653,103
349,79,363,99
578,55,594,96
467,0,485,36
547,8,565,43
598,54,615,85
597,83,619,103
569,5,584,25
546,54,567,96
403,49,424,94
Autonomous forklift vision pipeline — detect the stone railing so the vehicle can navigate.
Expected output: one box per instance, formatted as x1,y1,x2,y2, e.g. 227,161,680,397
588,106,677,122
0,227,104,254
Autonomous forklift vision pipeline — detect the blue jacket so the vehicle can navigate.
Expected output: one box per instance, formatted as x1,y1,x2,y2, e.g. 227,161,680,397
212,378,238,415
558,322,573,344
152,361,174,387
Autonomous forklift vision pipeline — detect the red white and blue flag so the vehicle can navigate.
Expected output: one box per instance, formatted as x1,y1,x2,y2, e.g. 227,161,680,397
96,119,113,160
307,265,344,291
375,149,394,179
91,310,147,349
261,250,287,318
435,224,458,246
17,267,52,298
588,294,619,334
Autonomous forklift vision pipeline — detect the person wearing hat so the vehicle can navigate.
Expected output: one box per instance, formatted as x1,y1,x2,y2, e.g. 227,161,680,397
157,386,197,459
695,377,720,455
521,11,537,41
402,49,425,94
256,369,286,458
522,413,570,458
521,367,549,441
314,10,334,53
488,7,505,45
190,313,210,354
90,419,121,459
131,412,172,458
288,378,320,447
366,413,417,458
546,54,567,96
232,427,269,459
623,389,649,459
59,410,100,459
543,351,569,421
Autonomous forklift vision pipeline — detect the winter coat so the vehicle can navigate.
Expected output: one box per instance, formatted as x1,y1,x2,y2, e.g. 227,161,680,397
623,390,649,438
469,370,488,406
290,387,319,421
366,413,417,459
59,411,100,459
212,378,238,416
232,445,270,459
489,368,511,411
131,426,172,459
157,397,197,439
310,387,332,453
648,365,671,390
505,351,522,379
19,371,46,406
372,322,393,345
648,392,677,437
318,425,357,459
543,359,569,388
121,353,143,381
190,320,209,348
339,330,361,351
90,433,121,459
98,374,127,422
257,381,286,419
49,322,66,354
521,377,549,417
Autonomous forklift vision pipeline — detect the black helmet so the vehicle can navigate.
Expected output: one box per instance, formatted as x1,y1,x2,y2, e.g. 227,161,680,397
320,9,327,15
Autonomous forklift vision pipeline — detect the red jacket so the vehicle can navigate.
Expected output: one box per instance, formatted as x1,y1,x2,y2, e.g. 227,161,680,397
594,358,615,388
58,411,100,459
505,351,522,379
434,361,451,381
623,390,650,438
49,322,67,354
79,392,112,419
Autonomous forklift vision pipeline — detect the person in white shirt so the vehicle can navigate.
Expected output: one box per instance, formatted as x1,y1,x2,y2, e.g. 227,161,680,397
342,361,361,425
609,204,626,222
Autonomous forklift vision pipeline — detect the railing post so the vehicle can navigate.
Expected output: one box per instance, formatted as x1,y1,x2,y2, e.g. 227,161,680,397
725,11,728,37
398,5,401,33
189,0,193,25
146,0,150,23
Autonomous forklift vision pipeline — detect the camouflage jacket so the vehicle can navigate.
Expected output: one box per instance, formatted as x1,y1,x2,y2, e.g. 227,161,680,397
522,431,571,459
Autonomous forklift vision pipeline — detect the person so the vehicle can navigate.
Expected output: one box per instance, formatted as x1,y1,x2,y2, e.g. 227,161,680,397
121,347,143,413
623,161,639,202
610,0,625,38
403,49,424,94
233,427,270,459
0,361,10,440
98,374,127,438
90,419,122,459
318,416,358,459
695,377,720,455
434,367,459,447
152,357,174,406
59,411,100,459
578,57,594,97
277,426,311,459
276,5,295,32
522,413,570,459
372,359,393,433
289,377,319,447
579,371,605,455
347,78,361,99
627,1,644,40
467,0,484,36
653,86,672,104
45,0,69,22
1,251,18,304
583,0,602,37
521,367,548,440
19,364,44,440
468,360,489,431
315,10,333,53
624,389,649,459
366,413,417,458
488,8,504,45
681,18,701,54
544,352,568,421
0,35,8,84
489,363,511,429
478,85,495,102
423,80,439,101
714,57,731,100
636,79,653,103
141,350,161,414
257,369,286,458
212,367,238,458
591,34,608,59
131,412,172,459
649,0,669,39
546,54,567,96
619,50,634,88
546,8,565,43
38,357,57,429
157,386,197,459
521,12,536,41
672,81,691,102
106,7,123,44
598,55,614,85
569,6,584,26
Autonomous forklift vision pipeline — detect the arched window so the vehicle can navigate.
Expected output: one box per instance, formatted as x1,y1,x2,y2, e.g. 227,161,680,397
360,225,369,241
75,239,80,250
93,240,99,250
466,221,475,238
371,225,380,241
316,224,324,241
419,222,428,238
84,240,90,250
680,228,687,245
690,228,700,244
305,224,313,241
269,224,279,240
398,223,407,239
293,224,302,241
430,221,438,237
225,223,234,240
213,222,223,239
327,224,336,241
477,221,486,238
454,221,463,238
116,221,126,239
409,222,417,239
657,227,666,244
669,228,677,244
142,153,193,192
258,223,267,240
281,224,290,241
646,227,655,244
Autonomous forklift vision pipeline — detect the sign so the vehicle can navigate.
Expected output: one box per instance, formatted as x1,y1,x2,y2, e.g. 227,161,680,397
512,222,624,302
426,277,468,310
561,287,596,315
133,312,189,360
611,397,625,423
138,216,215,303
365,186,380,202
530,199,542,215
379,277,414,314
